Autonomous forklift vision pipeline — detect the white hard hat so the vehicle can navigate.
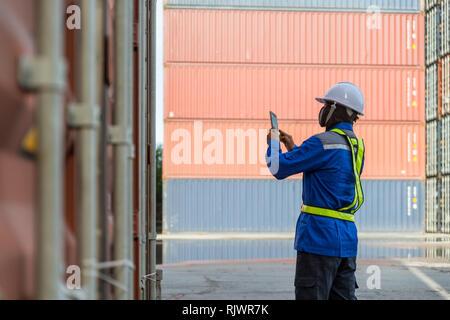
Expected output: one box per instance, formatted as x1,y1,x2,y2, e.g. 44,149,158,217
315,82,365,116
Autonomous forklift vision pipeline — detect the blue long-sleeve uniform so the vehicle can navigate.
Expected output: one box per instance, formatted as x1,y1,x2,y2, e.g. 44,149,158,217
266,122,364,258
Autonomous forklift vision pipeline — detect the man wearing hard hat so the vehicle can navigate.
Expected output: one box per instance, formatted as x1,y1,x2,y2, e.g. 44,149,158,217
266,82,365,300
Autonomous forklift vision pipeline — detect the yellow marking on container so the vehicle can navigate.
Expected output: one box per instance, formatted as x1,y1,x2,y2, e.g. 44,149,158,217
413,156,418,162
21,127,37,156
412,44,416,49
412,101,417,107
413,198,417,203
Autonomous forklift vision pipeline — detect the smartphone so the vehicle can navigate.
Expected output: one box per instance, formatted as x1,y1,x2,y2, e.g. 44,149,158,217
270,111,278,129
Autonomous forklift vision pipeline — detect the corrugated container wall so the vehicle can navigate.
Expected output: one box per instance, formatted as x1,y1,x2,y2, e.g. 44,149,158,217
442,0,450,56
163,120,425,179
443,55,450,116
425,178,439,232
443,116,450,174
165,10,424,66
165,65,424,121
426,63,438,120
426,0,439,12
425,0,450,234
166,0,422,13
163,179,424,232
162,239,425,265
426,120,438,176
164,3,426,233
443,176,450,233
425,5,440,65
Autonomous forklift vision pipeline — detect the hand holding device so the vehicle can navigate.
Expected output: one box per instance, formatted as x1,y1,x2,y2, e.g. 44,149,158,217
279,129,295,152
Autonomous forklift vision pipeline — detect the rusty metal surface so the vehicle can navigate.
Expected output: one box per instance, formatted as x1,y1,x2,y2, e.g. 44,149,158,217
0,0,36,152
0,0,37,300
0,152,35,299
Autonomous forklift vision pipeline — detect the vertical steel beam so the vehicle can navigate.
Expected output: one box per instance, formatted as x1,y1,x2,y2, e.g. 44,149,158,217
137,0,149,300
35,0,66,300
148,0,157,300
77,0,99,300
113,0,134,300
96,0,109,300
127,0,135,299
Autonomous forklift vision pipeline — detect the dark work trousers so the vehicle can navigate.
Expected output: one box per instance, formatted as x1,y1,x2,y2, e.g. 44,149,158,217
295,251,358,300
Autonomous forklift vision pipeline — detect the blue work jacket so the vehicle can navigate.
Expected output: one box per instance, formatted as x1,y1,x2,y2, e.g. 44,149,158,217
266,122,364,258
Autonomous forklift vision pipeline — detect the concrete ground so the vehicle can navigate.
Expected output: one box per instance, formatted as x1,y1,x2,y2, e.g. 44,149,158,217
158,233,450,300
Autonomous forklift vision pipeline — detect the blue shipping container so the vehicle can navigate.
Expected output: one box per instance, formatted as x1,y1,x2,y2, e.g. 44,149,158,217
161,238,425,264
165,0,422,13
163,179,425,232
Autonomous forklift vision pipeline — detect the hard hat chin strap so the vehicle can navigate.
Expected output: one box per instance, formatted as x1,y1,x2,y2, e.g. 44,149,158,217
324,102,337,125
345,107,354,117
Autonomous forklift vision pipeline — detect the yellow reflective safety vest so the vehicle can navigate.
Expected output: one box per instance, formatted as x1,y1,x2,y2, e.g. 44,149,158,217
301,128,365,222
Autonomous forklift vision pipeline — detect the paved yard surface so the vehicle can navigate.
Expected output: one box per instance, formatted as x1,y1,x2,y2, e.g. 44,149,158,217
158,234,450,300
160,258,450,300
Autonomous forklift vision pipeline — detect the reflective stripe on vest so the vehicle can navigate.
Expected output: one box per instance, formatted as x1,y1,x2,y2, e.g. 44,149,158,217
301,128,365,222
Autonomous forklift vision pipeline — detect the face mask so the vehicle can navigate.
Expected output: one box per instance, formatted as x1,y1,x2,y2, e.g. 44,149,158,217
318,106,328,127
318,103,337,127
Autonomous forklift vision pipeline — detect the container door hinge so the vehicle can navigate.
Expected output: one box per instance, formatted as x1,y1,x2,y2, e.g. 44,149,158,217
108,126,135,159
67,104,100,128
17,55,67,92
108,126,132,145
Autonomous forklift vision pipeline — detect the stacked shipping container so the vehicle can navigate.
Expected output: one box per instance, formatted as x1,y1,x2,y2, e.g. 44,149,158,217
164,1,425,232
425,0,450,234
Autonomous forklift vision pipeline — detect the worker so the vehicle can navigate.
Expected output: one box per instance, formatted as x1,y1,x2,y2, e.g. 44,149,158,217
266,82,365,300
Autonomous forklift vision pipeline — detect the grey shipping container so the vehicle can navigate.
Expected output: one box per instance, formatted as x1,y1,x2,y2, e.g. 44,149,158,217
165,0,422,12
425,177,440,232
442,176,450,233
161,238,425,265
163,179,424,233
426,63,438,121
443,56,450,116
426,120,438,176
426,5,440,66
426,0,439,11
443,116,450,174
425,240,450,259
442,0,450,56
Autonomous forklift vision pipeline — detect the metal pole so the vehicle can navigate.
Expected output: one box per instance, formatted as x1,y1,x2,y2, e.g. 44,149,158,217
137,0,149,300
96,0,109,300
76,0,99,300
35,0,66,300
112,0,134,300
149,0,157,300
127,0,135,299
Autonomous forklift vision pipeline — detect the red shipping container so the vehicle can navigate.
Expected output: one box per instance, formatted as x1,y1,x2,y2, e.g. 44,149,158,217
163,120,425,180
165,64,424,122
165,9,424,66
